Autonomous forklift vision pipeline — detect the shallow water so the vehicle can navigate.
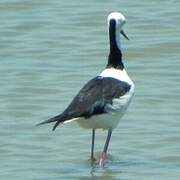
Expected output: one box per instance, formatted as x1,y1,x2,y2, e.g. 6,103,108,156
1,0,180,179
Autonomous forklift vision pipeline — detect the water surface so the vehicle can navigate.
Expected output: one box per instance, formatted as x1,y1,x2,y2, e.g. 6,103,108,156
0,0,180,179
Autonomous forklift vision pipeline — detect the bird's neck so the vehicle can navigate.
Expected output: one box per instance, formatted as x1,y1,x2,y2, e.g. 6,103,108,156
106,20,124,70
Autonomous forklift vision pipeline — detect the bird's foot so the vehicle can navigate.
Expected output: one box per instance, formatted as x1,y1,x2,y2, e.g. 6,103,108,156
99,152,108,167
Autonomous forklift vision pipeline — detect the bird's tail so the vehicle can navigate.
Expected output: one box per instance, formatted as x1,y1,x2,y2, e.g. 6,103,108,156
36,113,66,131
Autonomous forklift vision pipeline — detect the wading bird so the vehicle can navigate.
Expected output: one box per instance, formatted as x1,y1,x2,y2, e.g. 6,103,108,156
38,12,135,167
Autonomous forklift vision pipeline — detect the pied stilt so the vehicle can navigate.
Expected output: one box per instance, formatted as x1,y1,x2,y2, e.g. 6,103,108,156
38,12,135,167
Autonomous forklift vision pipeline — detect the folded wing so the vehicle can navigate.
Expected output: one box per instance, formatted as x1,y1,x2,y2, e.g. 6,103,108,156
38,76,131,131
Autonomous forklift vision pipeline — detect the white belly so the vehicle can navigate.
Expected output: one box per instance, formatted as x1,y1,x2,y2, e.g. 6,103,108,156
76,110,125,130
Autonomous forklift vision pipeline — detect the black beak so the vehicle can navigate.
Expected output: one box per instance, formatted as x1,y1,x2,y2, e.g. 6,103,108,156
120,30,129,40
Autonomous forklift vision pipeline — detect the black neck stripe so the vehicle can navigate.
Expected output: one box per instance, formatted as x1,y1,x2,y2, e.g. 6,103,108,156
106,19,124,70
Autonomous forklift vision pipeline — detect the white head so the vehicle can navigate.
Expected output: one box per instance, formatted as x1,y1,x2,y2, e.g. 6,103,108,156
107,12,126,29
108,12,128,41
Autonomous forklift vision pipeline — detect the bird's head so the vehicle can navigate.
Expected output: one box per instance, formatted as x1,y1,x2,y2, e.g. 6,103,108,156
107,12,129,40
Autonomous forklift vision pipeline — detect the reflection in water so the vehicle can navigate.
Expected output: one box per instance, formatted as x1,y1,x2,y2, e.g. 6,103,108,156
88,156,139,180
90,166,119,180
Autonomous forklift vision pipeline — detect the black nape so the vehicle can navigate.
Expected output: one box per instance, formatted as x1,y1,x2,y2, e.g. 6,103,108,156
106,19,124,70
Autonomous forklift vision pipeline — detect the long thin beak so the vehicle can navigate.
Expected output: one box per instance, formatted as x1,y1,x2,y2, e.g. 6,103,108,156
120,30,129,40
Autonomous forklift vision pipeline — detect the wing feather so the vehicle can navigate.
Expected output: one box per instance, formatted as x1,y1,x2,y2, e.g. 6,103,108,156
52,76,131,130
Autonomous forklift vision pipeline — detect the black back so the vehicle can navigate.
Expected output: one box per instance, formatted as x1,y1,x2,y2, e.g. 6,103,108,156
62,76,131,119
51,76,131,130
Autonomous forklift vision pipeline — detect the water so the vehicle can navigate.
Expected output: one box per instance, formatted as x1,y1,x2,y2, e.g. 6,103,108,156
0,0,180,179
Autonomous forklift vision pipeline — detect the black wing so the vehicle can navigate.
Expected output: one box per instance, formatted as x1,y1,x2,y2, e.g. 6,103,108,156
51,76,131,130
37,76,131,130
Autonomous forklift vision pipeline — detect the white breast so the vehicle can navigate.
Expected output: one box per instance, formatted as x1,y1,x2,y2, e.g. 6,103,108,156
99,68,134,85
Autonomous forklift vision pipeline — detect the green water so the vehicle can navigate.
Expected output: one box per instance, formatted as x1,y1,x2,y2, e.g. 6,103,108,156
1,0,180,179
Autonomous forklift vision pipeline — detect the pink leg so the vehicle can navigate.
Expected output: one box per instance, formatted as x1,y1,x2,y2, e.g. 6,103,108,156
99,129,112,167
99,152,108,167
